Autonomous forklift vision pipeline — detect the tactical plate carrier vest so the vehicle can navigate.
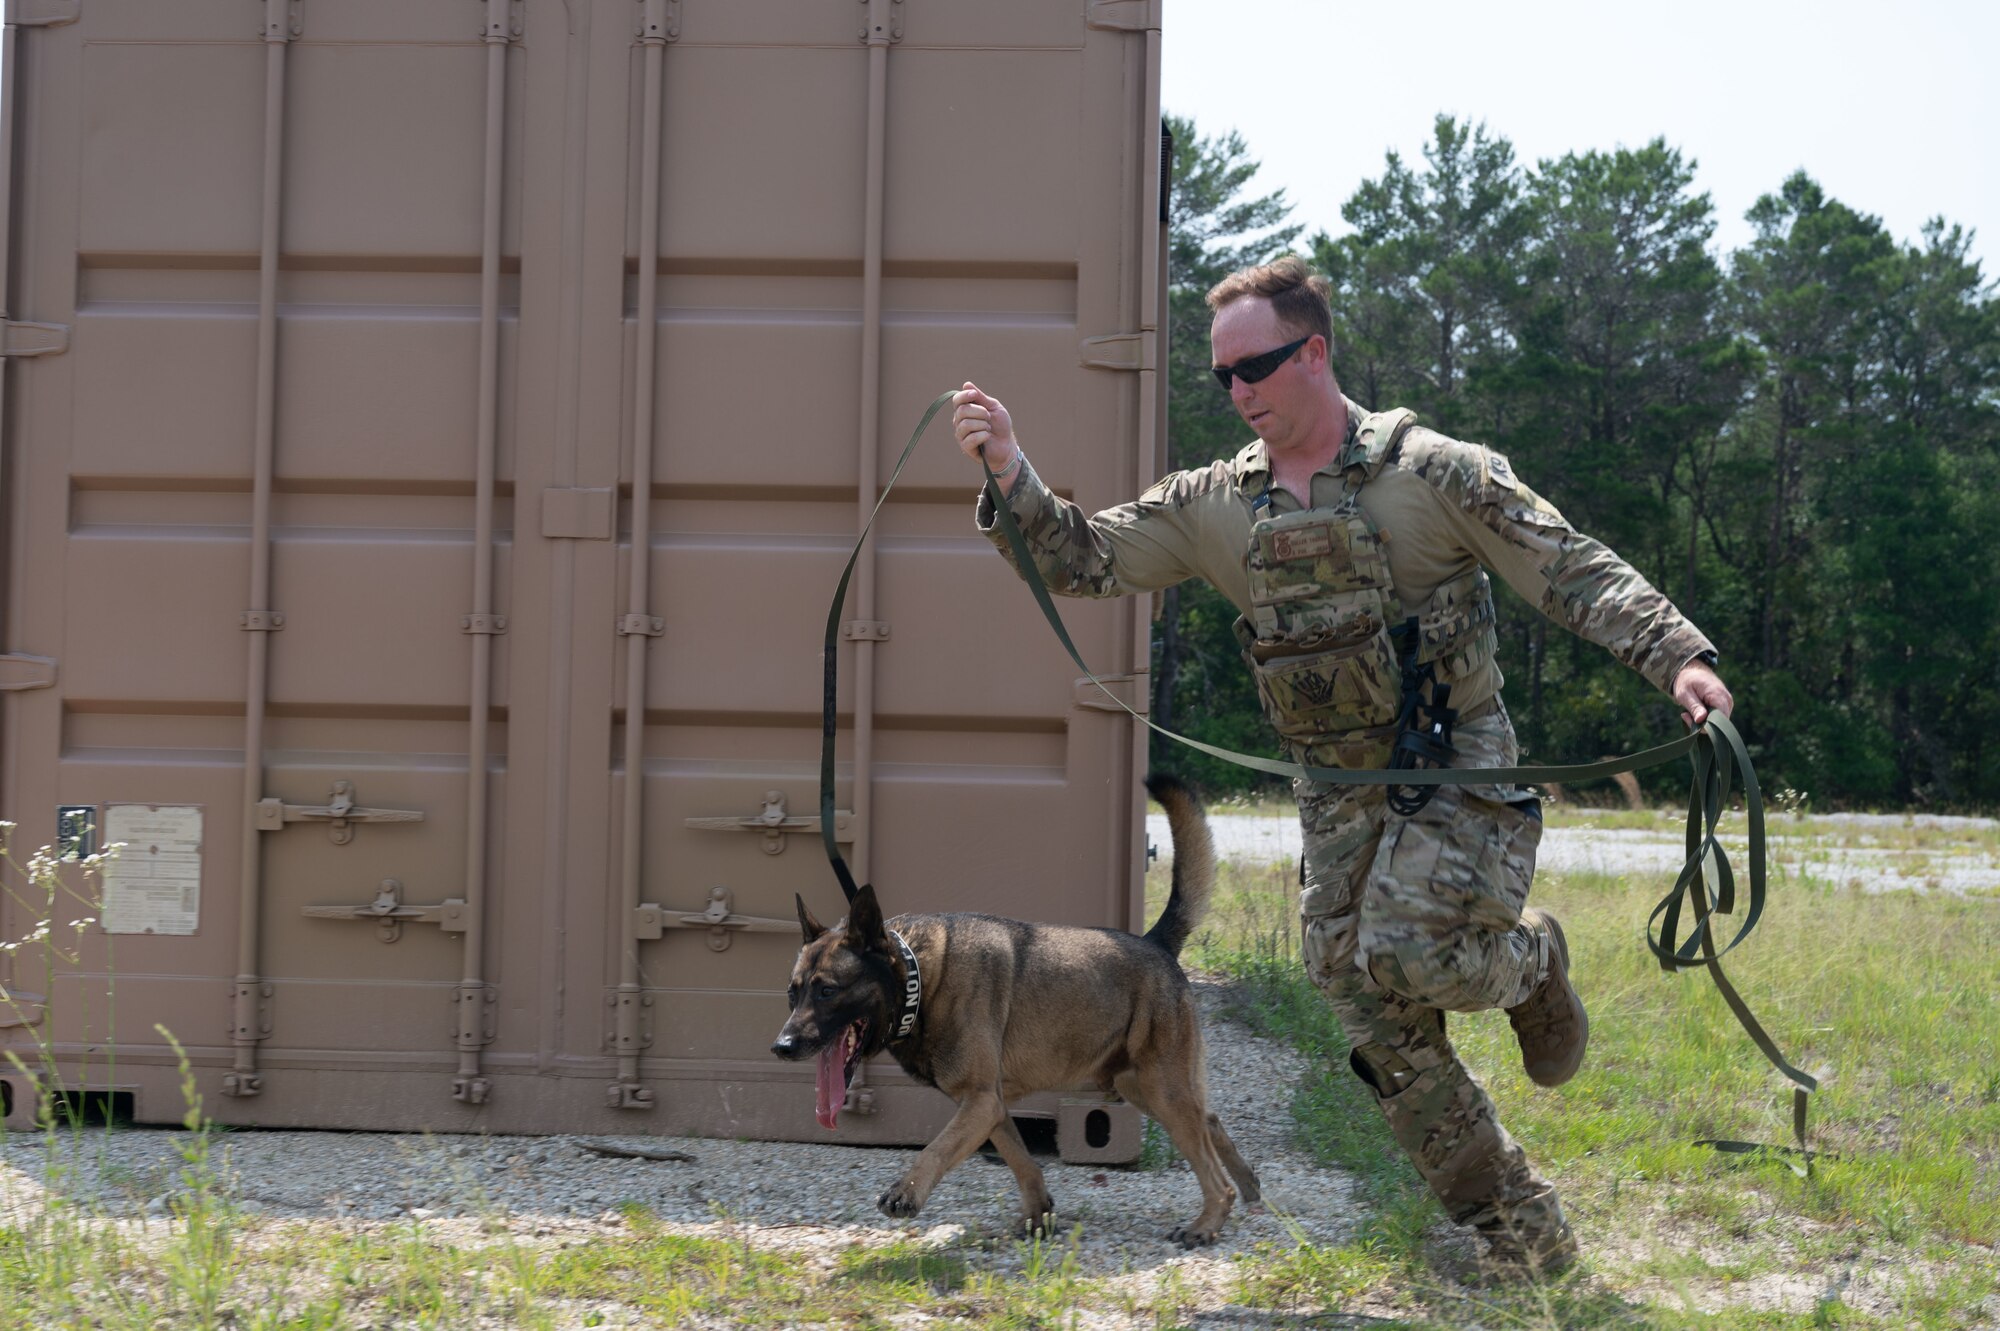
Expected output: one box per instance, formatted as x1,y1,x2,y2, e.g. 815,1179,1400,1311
1232,409,1498,758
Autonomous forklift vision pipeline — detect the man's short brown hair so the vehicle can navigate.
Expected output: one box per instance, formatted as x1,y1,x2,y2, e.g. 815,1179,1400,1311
1205,255,1335,360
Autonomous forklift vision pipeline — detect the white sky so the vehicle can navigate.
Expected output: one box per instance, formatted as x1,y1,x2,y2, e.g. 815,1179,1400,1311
1162,0,1998,272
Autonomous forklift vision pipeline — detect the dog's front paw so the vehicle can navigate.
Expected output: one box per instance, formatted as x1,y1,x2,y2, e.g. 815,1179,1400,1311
1017,1206,1057,1239
877,1179,925,1219
1166,1221,1220,1249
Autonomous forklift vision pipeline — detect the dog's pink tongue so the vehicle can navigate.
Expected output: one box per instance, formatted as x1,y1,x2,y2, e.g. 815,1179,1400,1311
815,1045,841,1130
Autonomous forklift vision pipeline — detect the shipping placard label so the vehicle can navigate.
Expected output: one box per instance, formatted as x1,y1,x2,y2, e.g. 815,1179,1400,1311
100,804,204,936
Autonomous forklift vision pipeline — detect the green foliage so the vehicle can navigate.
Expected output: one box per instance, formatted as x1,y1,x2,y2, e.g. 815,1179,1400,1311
1321,114,1531,432
1162,111,1302,475
1152,114,2000,808
1149,113,1301,767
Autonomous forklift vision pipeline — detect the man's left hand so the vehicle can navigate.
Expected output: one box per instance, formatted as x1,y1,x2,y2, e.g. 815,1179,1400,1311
1671,659,1733,730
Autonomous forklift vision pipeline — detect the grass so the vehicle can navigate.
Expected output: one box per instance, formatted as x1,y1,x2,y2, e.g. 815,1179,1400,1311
1158,825,2000,1329
6,818,2000,1327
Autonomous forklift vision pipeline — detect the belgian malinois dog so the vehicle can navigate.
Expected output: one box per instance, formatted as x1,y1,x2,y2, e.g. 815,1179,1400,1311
770,775,1261,1246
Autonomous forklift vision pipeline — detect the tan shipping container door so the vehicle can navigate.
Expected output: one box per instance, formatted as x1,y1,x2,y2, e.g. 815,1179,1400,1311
0,0,1165,1145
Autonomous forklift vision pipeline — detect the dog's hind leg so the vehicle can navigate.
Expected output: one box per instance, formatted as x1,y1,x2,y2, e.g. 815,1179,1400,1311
878,1087,1008,1221
986,1114,1056,1236
1207,1112,1262,1209
1115,1067,1236,1247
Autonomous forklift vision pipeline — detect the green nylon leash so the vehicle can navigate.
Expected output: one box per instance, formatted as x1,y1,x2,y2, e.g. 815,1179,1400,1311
821,389,1819,1174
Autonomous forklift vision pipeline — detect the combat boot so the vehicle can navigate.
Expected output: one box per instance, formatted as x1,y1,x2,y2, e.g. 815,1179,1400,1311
1505,907,1587,1087
1474,1207,1579,1280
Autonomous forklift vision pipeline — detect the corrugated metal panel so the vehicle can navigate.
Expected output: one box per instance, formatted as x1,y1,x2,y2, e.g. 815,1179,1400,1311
0,0,1164,1143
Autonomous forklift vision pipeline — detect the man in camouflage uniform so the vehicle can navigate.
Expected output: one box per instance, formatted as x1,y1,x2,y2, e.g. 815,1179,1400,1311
951,255,1733,1275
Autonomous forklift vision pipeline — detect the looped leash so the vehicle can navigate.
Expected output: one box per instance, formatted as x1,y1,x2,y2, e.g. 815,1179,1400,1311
820,389,1819,1173
1649,714,1819,1172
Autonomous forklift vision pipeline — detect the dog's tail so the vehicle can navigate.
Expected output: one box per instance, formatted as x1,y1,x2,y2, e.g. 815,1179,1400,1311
1143,773,1215,959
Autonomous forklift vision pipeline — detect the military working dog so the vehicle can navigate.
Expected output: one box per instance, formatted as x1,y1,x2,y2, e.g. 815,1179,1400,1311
770,775,1260,1246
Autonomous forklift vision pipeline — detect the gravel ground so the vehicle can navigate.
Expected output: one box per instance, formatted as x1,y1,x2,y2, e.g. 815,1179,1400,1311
0,982,1364,1288
1155,809,2000,894
6,980,1988,1324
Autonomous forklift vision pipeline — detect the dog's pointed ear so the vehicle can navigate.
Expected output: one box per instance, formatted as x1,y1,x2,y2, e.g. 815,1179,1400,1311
795,893,826,944
846,883,889,951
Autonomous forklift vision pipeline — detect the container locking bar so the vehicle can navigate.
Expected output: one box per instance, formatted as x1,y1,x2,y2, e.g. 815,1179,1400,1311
684,790,853,857
633,886,796,952
637,0,680,41
858,0,903,44
255,779,424,845
301,878,470,945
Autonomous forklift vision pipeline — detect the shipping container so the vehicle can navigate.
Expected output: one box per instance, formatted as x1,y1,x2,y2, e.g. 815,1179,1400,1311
0,0,1166,1156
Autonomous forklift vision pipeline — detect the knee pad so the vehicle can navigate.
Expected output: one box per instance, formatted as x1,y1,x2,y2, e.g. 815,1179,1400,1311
1360,938,1448,1008
1362,935,1505,1014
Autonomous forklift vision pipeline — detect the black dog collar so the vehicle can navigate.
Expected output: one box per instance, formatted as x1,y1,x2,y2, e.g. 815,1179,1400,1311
888,928,922,1041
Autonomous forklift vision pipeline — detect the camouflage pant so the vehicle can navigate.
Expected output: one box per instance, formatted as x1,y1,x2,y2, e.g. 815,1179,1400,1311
1295,704,1565,1235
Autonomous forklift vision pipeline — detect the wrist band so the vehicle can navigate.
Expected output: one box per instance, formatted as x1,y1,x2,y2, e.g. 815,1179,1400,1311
988,449,1024,483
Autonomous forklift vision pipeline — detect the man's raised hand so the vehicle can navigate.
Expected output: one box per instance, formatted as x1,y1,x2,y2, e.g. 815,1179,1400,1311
952,382,1020,479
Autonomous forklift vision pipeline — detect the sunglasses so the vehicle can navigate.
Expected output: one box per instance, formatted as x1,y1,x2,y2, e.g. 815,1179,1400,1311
1211,335,1310,390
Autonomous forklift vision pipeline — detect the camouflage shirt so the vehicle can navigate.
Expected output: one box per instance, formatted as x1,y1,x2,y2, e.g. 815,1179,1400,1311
974,400,1715,713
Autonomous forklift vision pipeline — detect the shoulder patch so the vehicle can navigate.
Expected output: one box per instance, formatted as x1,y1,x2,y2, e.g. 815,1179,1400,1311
1389,427,1488,506
1390,429,1568,525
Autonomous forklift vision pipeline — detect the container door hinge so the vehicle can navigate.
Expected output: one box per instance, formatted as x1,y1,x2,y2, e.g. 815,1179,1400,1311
1074,671,1150,714
1086,0,1161,31
3,2,80,29
1080,331,1155,372
636,0,679,42
842,620,890,641
301,879,470,944
0,321,68,356
684,790,853,856
0,654,55,691
633,886,798,951
257,780,425,845
618,614,664,637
